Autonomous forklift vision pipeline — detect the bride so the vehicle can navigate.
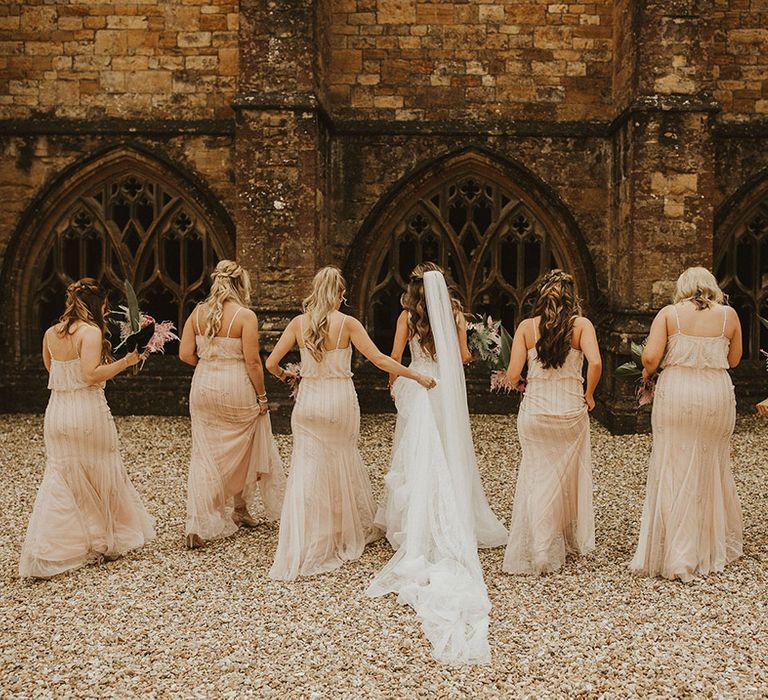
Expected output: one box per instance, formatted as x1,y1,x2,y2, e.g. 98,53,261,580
367,263,508,665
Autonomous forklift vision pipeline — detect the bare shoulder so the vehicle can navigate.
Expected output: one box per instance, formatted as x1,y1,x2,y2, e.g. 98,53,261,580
573,316,595,331
239,307,258,324
659,304,676,318
519,316,536,334
78,323,102,344
345,314,365,331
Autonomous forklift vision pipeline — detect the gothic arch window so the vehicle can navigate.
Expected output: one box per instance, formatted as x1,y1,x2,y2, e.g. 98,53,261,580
14,148,234,356
359,168,569,350
716,196,768,360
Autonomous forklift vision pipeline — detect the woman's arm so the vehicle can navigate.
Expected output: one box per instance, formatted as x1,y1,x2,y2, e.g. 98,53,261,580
265,317,299,381
456,314,473,364
726,306,742,369
78,326,140,385
388,311,410,389
348,317,436,389
641,307,669,378
241,310,269,414
506,319,530,385
576,318,602,411
178,310,199,366
42,331,51,372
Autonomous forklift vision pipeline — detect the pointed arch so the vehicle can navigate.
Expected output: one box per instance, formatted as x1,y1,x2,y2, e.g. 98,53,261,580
715,166,768,361
2,143,235,359
345,146,596,349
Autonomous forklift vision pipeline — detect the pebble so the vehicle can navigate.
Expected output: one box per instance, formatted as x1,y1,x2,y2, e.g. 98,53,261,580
0,413,766,696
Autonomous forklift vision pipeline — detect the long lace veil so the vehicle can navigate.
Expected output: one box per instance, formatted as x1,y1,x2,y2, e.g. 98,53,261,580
367,271,496,664
424,272,508,547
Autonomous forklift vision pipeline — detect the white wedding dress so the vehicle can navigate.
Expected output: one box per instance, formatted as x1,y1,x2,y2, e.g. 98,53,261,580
367,271,508,665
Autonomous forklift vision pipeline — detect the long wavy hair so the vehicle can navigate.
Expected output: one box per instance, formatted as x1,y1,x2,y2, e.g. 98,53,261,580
202,260,252,340
401,262,465,358
673,266,725,310
530,269,582,369
57,278,112,361
302,266,346,362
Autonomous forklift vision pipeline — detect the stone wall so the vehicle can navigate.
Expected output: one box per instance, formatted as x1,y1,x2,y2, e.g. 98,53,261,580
713,0,768,121
0,0,238,120
322,0,613,121
327,132,610,294
0,133,235,276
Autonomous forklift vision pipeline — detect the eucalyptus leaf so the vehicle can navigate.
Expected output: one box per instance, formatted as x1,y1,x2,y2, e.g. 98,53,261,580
760,315,768,330
616,362,642,377
496,324,513,371
124,280,141,333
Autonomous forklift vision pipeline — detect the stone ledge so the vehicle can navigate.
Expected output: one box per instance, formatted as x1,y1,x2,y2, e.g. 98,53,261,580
0,117,235,136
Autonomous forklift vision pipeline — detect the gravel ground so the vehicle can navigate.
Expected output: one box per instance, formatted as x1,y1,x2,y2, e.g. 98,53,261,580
0,413,766,698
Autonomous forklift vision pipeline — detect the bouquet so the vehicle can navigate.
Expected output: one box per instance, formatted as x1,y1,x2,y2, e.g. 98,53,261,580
111,280,179,371
284,362,302,400
467,315,525,395
615,340,659,406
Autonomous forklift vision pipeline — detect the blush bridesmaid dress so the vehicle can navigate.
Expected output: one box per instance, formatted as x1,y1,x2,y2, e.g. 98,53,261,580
186,307,285,543
630,305,742,582
19,330,156,578
503,318,595,575
269,315,382,580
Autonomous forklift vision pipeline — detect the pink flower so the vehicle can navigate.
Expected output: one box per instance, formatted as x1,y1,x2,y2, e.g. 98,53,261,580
284,362,302,400
490,370,526,395
636,376,656,406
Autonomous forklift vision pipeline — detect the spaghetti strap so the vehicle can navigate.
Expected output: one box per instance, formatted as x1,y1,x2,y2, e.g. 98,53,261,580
721,306,728,337
226,307,243,338
672,305,681,333
193,307,201,336
336,315,347,349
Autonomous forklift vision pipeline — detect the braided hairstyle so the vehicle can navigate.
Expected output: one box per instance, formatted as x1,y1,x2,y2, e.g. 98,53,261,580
202,260,252,340
401,262,465,358
57,278,112,361
530,269,582,369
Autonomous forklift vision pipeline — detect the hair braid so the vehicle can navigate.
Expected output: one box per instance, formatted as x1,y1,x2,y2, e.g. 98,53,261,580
530,269,581,369
58,278,112,361
202,260,252,340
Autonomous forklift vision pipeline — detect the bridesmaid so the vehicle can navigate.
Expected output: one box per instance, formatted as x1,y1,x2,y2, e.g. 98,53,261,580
630,266,743,582
19,279,155,578
179,260,285,549
266,266,436,580
502,269,601,575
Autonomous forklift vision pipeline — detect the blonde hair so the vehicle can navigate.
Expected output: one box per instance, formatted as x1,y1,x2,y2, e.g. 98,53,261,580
202,260,251,339
58,278,112,361
302,266,345,362
673,266,724,310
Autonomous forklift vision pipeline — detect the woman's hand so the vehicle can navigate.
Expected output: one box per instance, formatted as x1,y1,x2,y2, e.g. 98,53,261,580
258,401,269,416
757,398,768,416
124,350,141,368
641,367,654,382
416,374,437,390
584,393,595,411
